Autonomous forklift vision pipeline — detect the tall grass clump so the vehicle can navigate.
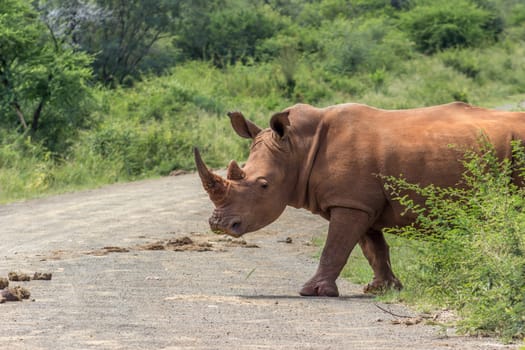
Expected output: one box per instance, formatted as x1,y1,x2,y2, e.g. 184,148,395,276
382,138,525,340
0,130,127,203
0,132,53,202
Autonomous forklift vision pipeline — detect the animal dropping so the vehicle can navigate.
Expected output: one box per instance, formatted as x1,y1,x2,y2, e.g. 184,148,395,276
195,102,525,297
8,272,31,282
32,272,52,280
1,286,31,302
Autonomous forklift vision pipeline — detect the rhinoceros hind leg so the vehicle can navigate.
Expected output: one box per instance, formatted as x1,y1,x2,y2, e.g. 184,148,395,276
363,278,403,295
359,229,403,294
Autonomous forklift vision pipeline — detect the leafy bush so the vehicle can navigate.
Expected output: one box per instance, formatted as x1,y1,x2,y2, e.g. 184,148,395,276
382,138,525,340
207,4,281,66
401,0,500,53
320,17,412,74
177,2,282,66
296,0,354,25
509,3,525,26
440,50,481,79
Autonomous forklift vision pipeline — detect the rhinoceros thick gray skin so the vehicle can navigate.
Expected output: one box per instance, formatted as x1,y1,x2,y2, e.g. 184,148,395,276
194,102,525,297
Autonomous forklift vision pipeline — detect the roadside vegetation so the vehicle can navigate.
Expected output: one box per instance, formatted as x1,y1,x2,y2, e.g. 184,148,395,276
388,139,525,340
339,140,525,341
1,0,525,342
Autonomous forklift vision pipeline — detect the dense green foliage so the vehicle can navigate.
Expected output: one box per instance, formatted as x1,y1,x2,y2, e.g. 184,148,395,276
1,0,525,202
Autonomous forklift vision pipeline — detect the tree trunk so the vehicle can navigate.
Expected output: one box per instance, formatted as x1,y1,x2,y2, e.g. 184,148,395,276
1,62,28,131
31,97,46,133
13,102,28,131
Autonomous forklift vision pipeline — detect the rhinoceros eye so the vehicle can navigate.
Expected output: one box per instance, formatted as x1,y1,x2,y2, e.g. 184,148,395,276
257,177,269,189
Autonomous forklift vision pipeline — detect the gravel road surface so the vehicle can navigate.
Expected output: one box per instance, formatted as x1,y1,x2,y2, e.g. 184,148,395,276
0,174,520,349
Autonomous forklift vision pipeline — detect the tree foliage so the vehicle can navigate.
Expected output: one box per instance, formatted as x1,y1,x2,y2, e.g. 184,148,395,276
21,0,508,82
0,0,41,129
1,0,94,152
401,0,501,53
175,1,281,66
40,0,180,85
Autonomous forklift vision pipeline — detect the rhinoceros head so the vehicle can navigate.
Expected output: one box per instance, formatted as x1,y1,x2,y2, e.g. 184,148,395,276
195,110,294,237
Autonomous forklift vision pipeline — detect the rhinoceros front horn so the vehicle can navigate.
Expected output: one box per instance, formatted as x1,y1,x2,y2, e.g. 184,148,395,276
194,147,228,203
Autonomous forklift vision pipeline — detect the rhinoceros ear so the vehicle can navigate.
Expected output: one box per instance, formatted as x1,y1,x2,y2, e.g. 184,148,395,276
227,111,262,139
270,111,290,139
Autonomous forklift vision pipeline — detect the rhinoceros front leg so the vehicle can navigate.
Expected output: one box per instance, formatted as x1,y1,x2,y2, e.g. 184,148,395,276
300,207,369,297
359,229,403,294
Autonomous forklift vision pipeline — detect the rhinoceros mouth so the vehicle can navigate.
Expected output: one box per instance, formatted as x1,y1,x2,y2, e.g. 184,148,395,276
209,214,244,237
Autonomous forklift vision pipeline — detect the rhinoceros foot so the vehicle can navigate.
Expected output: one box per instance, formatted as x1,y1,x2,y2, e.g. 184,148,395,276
363,278,403,295
299,280,339,297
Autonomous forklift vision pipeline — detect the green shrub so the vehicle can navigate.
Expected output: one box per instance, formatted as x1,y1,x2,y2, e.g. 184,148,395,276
296,0,353,26
382,138,525,340
509,3,525,26
320,17,412,75
440,50,481,79
401,0,500,53
178,2,282,66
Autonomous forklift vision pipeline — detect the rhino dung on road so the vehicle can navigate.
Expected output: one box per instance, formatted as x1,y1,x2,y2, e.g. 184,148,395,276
194,102,525,297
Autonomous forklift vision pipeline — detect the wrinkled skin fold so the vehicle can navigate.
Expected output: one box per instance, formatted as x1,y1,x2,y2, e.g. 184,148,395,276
195,102,525,296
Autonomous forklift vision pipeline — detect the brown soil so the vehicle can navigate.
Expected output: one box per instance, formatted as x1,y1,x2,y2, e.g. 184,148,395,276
169,169,190,176
137,236,214,252
391,316,424,326
84,235,261,254
39,235,262,260
39,250,69,261
85,246,131,256
213,236,260,248
138,242,166,250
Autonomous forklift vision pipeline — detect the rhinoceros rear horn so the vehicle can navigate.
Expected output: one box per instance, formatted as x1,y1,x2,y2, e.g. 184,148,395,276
194,147,228,202
227,160,245,180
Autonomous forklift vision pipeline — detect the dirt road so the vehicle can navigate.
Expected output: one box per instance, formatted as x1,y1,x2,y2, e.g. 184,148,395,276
0,174,519,349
